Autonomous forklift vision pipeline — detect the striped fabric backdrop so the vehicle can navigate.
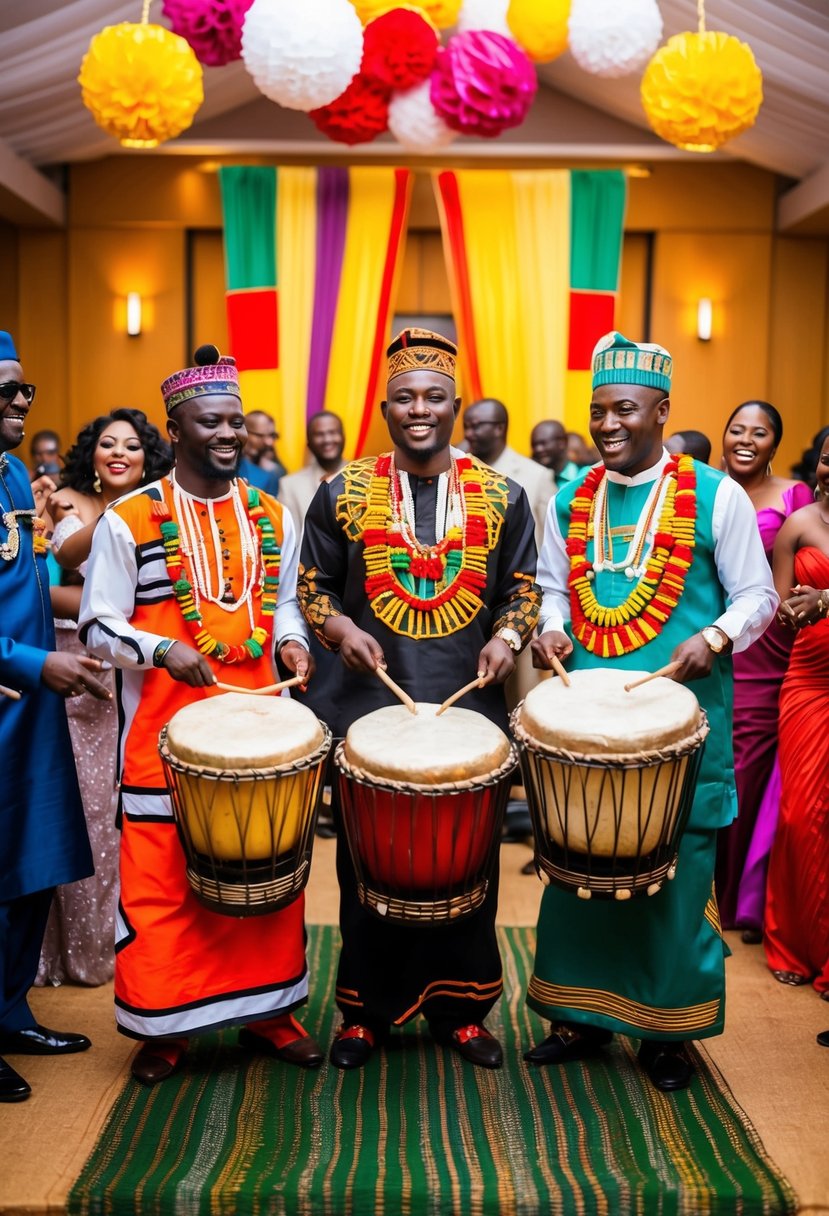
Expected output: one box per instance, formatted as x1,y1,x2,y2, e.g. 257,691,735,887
434,169,627,437
219,166,412,471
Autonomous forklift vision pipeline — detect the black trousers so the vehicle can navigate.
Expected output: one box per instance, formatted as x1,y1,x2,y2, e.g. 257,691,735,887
0,888,53,1034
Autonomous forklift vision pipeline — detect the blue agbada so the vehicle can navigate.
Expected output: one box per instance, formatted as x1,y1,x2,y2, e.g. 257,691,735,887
0,453,92,899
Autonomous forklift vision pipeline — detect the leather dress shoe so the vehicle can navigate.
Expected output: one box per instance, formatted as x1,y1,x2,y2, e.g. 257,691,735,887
238,1028,323,1069
446,1024,503,1069
740,927,763,945
330,1024,376,1070
638,1040,694,1092
0,1055,31,1102
131,1041,186,1086
0,1024,91,1055
817,1030,829,1048
524,1023,613,1066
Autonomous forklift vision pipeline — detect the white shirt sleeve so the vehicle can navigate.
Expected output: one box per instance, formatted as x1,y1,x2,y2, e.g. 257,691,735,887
274,507,310,654
79,511,163,667
536,495,571,635
710,476,779,652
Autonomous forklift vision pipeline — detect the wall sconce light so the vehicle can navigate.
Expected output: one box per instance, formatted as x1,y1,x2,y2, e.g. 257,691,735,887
126,292,142,337
697,297,712,342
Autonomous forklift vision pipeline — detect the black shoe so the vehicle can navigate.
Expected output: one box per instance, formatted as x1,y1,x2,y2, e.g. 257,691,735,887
0,1056,31,1102
0,1024,92,1055
131,1041,187,1086
446,1024,503,1069
330,1025,376,1070
315,822,337,839
638,1040,694,1092
502,801,533,842
238,1028,324,1069
740,928,763,945
817,1030,829,1048
524,1023,612,1066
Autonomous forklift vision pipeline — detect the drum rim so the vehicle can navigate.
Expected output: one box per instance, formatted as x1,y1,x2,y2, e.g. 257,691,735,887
334,739,519,794
159,721,333,781
509,706,709,767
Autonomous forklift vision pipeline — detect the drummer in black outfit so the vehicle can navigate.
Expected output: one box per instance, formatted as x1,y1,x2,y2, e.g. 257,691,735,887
297,329,540,1069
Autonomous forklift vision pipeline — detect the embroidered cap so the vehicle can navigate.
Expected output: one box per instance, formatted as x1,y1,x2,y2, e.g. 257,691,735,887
591,332,672,394
161,344,241,415
387,328,457,383
0,331,19,362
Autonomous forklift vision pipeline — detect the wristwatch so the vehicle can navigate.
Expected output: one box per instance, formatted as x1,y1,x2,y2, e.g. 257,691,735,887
494,627,522,653
701,625,730,654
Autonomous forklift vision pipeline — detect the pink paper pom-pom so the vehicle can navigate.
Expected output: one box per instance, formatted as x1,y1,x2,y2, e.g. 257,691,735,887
429,29,537,138
162,0,253,67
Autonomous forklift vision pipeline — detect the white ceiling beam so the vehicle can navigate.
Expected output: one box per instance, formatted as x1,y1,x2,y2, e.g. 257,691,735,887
777,161,829,231
0,138,64,225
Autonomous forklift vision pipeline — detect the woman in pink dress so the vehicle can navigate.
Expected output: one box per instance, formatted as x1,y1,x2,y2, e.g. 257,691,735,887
715,401,811,937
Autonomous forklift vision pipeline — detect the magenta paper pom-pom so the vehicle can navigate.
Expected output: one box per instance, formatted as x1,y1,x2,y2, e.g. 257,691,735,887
162,0,252,67
429,29,537,137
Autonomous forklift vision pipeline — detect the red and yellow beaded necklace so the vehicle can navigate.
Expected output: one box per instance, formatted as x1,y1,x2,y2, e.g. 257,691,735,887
567,453,696,657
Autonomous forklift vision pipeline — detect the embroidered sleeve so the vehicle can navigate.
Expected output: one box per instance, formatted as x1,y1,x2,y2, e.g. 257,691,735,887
490,486,541,645
297,481,347,650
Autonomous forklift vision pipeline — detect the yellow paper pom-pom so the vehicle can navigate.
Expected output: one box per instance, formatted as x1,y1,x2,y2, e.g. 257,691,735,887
641,30,763,152
507,0,570,63
352,0,459,28
79,22,204,148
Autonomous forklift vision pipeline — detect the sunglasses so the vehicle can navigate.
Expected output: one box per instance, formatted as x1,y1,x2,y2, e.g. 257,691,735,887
0,381,36,404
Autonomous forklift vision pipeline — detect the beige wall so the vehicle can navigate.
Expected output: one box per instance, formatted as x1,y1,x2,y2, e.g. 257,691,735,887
9,158,829,477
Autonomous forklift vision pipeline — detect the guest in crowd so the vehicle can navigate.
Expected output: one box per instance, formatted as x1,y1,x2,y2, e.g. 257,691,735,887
530,419,585,487
278,411,346,535
715,401,811,938
790,424,829,491
0,330,109,1103
766,431,829,997
29,429,63,479
238,409,285,494
37,410,172,987
566,430,599,469
665,429,712,465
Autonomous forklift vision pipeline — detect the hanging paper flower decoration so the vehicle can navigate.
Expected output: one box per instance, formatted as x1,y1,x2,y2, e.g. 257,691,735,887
362,9,439,90
506,0,570,63
458,0,511,38
242,0,363,112
309,74,391,145
79,22,204,148
388,78,458,151
352,0,399,20
161,0,253,67
353,0,461,28
568,0,662,78
641,30,763,152
430,30,537,138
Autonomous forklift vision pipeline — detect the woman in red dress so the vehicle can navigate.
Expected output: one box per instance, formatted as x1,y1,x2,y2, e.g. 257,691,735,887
766,434,829,996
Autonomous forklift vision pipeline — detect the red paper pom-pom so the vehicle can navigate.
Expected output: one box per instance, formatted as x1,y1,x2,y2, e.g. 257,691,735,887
309,74,391,145
362,8,439,90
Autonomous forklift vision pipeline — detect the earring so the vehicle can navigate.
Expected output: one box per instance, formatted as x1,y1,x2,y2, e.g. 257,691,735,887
93,474,102,493
766,462,773,477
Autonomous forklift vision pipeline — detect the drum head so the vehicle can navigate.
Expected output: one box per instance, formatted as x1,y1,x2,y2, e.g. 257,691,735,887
165,692,325,770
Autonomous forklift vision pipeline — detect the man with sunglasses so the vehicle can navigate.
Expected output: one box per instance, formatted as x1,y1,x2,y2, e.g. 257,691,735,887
0,330,110,1102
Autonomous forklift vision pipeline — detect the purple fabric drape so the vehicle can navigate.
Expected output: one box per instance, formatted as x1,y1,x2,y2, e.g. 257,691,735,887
306,167,350,421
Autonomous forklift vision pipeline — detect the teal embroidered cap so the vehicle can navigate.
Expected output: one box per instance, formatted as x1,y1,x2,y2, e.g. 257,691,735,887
591,332,672,393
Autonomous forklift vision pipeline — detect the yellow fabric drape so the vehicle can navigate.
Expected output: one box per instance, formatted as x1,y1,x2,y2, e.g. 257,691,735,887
276,168,317,473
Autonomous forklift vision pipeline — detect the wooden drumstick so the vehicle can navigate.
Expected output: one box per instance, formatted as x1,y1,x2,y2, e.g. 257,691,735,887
549,654,571,687
624,661,682,692
435,671,494,717
0,683,21,701
375,664,418,715
216,675,305,696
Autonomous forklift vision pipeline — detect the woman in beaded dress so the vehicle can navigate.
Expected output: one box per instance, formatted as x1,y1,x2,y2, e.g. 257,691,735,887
36,409,171,985
714,401,811,938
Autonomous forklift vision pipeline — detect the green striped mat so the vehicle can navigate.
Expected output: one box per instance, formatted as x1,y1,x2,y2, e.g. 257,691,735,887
68,926,796,1216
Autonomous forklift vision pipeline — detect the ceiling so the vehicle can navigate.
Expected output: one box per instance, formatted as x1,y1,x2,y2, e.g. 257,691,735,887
2,0,828,231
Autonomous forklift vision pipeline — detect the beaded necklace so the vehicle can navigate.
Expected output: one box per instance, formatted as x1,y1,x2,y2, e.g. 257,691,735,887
567,453,697,657
157,475,281,664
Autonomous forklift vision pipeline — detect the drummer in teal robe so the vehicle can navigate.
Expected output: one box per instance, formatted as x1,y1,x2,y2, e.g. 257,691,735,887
0,330,109,1103
526,332,777,1092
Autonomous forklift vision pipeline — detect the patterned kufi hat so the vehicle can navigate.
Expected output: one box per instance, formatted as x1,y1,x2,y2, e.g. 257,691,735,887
591,332,672,394
161,344,241,415
387,328,457,382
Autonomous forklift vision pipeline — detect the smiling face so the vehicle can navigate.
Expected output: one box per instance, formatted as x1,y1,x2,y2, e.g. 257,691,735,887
308,413,345,470
588,383,670,478
93,419,144,496
381,370,460,475
722,404,778,481
531,420,567,471
816,437,829,501
0,359,31,454
168,394,246,495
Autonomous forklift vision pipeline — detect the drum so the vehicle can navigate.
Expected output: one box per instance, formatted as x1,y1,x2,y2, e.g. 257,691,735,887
159,693,331,916
511,668,709,900
335,703,517,925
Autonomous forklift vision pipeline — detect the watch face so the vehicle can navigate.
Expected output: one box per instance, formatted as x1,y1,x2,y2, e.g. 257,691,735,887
703,628,723,652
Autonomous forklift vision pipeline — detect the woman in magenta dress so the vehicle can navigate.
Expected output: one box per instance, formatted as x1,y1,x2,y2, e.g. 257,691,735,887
715,401,811,936
765,434,829,994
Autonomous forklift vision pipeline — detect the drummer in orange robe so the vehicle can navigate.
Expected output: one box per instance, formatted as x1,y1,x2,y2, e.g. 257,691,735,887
298,329,541,1070
79,346,323,1084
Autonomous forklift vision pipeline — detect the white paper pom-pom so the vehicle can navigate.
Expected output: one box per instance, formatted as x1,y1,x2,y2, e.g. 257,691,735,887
568,0,662,78
457,0,511,38
242,0,363,111
388,80,458,153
